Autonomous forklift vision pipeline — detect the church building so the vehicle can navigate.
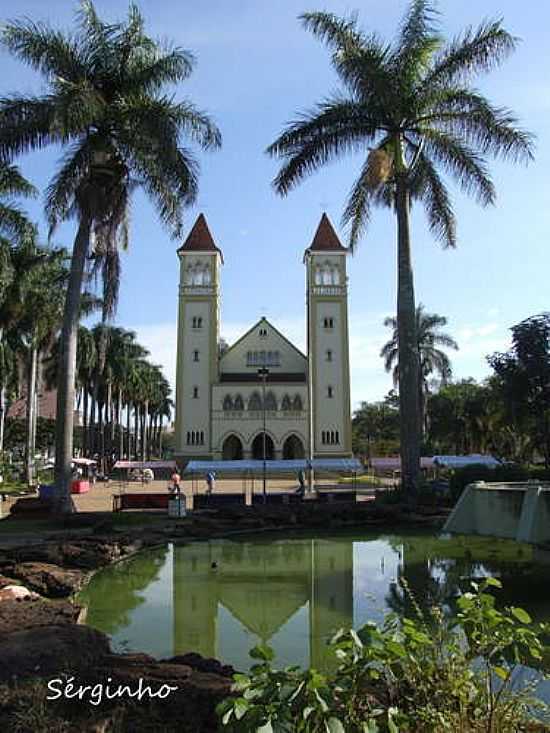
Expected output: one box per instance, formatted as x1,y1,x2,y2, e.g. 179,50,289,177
174,213,353,461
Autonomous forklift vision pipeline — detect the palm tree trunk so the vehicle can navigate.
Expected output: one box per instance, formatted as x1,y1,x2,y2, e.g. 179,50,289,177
53,214,92,513
126,400,131,459
118,387,123,460
395,174,421,497
0,327,6,455
83,386,89,457
0,384,5,455
25,342,38,486
134,403,139,460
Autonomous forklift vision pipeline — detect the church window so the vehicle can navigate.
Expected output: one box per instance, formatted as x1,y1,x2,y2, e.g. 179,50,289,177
200,431,204,445
335,430,339,444
326,349,333,362
193,386,199,398
323,317,334,329
281,394,292,411
292,394,303,411
247,350,281,367
193,350,199,362
314,266,323,285
248,392,262,411
259,327,268,338
192,316,203,329
327,386,333,398
265,391,277,411
321,430,326,444
234,394,244,410
223,395,233,411
332,267,340,285
186,431,191,445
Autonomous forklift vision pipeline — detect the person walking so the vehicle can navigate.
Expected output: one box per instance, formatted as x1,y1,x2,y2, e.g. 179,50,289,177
296,469,306,498
206,471,216,495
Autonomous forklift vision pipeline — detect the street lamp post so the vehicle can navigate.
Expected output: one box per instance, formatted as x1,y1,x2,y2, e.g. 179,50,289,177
257,366,270,503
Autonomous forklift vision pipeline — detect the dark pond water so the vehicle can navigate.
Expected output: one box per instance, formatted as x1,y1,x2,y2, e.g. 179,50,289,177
78,531,550,677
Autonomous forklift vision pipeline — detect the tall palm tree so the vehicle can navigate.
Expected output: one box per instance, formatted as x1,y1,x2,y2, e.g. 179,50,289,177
14,246,70,484
381,304,458,437
267,1,533,493
0,162,37,453
0,2,221,510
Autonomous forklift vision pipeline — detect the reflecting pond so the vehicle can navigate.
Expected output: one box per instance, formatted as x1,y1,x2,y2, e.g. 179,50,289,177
78,531,550,674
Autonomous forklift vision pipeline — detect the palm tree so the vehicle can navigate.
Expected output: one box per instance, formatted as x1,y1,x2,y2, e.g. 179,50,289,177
0,163,37,453
266,1,533,493
381,304,458,438
0,161,36,249
0,2,221,510
15,246,70,484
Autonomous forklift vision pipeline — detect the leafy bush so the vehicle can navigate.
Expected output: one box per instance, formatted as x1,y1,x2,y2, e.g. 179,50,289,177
217,579,550,732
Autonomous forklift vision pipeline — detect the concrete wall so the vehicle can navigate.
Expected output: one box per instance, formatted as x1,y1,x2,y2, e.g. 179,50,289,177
444,482,550,545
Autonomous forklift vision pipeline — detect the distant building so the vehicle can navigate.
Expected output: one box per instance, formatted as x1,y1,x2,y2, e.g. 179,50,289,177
174,213,353,460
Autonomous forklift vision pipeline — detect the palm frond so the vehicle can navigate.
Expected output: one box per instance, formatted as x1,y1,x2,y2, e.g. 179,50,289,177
419,88,534,164
419,129,495,206
1,18,86,81
0,162,37,198
267,98,378,195
427,19,517,86
411,153,457,248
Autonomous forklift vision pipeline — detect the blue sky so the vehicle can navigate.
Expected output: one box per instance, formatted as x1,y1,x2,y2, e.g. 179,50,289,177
2,0,549,408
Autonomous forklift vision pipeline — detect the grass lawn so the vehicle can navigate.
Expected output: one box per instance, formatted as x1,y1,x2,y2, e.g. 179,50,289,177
0,482,34,496
338,475,384,486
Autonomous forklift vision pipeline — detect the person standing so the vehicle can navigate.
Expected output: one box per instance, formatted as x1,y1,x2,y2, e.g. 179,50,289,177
170,469,181,496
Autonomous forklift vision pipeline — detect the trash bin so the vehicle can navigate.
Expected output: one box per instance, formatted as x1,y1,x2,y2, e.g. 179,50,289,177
39,484,55,501
168,495,186,518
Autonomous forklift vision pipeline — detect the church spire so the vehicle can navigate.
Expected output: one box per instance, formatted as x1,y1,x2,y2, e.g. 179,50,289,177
306,213,348,254
177,213,224,262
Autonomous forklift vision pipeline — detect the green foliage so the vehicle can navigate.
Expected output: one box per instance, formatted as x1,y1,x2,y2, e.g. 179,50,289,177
218,579,550,733
352,392,400,459
489,314,550,467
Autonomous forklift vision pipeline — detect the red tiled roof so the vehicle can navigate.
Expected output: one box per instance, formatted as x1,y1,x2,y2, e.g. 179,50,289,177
8,389,58,420
307,213,348,253
177,214,223,261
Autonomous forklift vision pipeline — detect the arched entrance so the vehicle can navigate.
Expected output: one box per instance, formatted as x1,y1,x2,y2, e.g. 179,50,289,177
282,434,305,459
251,432,275,460
222,434,243,460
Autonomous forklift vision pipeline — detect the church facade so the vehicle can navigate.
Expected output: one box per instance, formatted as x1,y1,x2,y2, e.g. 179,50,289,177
174,213,353,461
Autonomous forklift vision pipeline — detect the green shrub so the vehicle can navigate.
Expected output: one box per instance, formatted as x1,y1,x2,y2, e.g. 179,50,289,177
217,579,550,732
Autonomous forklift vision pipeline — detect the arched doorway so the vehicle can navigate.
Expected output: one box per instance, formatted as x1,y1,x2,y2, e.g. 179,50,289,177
222,434,243,460
283,434,305,459
251,432,275,460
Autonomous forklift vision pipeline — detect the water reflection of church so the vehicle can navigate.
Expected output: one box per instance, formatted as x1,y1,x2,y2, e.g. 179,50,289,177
173,539,353,669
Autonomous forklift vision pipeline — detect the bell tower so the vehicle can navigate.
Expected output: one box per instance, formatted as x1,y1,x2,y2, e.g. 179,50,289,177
305,214,352,457
174,214,223,459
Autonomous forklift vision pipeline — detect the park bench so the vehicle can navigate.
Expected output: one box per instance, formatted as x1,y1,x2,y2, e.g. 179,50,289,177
112,493,169,512
251,492,303,506
316,489,357,503
193,493,246,509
